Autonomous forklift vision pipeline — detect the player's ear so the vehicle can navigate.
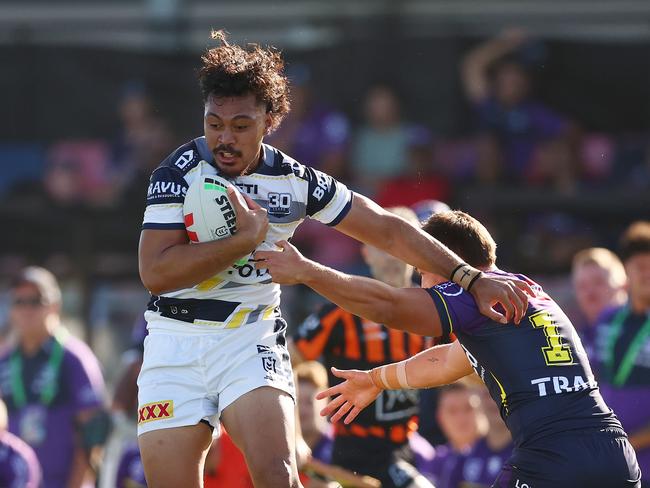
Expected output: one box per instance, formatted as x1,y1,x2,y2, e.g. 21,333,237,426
263,113,273,135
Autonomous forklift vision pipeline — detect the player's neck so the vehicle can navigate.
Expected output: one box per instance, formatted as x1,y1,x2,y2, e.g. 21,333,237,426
486,426,511,451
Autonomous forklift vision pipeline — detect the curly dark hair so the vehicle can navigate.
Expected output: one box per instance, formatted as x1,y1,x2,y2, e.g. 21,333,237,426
198,30,290,132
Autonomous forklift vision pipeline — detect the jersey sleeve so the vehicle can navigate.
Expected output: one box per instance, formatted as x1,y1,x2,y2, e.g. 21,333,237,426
303,167,353,226
141,166,189,230
425,282,487,337
292,304,343,360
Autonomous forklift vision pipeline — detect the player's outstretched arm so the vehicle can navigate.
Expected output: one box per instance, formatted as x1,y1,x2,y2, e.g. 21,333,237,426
139,189,268,295
317,341,473,424
334,193,533,324
256,240,441,337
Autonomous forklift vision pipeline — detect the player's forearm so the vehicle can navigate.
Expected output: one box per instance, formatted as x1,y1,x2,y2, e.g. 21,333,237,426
300,261,400,327
371,344,470,390
139,233,255,295
386,215,463,277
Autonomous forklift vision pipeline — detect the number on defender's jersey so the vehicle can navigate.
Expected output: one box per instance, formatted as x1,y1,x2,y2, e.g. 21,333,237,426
529,310,574,365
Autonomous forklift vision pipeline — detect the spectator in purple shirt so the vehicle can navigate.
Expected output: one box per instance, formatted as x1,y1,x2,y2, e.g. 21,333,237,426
571,247,627,358
0,266,110,488
414,383,485,488
594,222,650,487
0,398,42,488
461,28,576,190
115,442,146,488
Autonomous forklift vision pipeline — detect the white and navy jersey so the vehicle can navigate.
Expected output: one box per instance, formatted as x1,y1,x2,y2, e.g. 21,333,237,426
142,136,353,331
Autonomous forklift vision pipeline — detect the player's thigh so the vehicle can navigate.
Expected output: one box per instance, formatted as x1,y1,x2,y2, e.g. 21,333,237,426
221,386,300,487
138,423,213,488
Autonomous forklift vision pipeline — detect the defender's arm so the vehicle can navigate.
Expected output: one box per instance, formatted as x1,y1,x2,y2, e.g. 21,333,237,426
256,240,441,337
317,341,473,424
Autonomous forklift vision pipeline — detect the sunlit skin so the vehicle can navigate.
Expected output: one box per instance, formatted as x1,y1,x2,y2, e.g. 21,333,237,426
572,263,627,325
625,253,650,314
203,93,272,177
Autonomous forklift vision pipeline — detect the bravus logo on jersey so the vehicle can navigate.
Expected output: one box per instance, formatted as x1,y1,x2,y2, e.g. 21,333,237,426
138,401,174,424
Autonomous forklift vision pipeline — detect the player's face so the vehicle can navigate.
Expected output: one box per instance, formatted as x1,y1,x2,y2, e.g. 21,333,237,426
625,253,650,306
573,263,624,323
204,93,272,177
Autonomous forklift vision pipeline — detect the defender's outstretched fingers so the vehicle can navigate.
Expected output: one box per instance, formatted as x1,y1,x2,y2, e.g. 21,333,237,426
320,393,347,418
316,384,343,401
509,282,529,323
331,401,354,424
345,406,362,425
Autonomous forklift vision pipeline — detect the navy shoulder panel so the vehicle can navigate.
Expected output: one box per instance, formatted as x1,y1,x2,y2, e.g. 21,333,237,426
156,139,201,177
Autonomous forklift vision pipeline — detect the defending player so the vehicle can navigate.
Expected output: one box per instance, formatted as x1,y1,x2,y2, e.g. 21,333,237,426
137,31,531,488
256,211,642,487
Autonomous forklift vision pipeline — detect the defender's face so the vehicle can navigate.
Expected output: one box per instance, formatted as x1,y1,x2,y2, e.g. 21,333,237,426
204,93,271,177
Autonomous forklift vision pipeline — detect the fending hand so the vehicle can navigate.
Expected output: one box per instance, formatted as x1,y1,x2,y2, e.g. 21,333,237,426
469,273,536,324
254,240,313,285
315,368,381,425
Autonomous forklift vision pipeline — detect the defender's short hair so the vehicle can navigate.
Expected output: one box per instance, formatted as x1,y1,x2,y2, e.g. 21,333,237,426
619,221,650,263
198,30,290,132
572,247,626,287
421,211,497,269
295,361,328,390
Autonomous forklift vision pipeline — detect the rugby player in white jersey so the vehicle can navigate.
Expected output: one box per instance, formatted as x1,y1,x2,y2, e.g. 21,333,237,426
136,31,532,488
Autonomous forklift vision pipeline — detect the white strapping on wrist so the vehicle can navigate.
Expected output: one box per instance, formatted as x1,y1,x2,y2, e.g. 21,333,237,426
380,366,389,390
396,361,411,389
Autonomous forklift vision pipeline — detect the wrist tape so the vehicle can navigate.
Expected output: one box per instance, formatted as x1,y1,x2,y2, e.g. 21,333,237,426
369,361,412,390
450,263,483,291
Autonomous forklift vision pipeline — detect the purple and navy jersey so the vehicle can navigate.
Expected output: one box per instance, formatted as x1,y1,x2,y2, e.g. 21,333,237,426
426,271,622,447
0,334,106,488
116,442,147,488
0,431,42,488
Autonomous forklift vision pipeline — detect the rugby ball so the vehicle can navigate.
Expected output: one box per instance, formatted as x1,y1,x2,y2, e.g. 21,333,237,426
183,175,238,243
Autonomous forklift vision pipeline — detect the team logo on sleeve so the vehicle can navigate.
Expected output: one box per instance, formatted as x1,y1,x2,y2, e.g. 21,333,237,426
138,400,174,424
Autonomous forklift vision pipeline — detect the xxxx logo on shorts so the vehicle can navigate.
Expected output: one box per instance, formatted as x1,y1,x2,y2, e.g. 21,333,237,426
138,400,174,424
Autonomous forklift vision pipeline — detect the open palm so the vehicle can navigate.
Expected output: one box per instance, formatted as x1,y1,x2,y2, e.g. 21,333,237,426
315,368,382,424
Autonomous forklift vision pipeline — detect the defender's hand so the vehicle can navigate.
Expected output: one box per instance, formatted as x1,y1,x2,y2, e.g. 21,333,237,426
315,368,381,425
254,240,313,285
229,187,268,249
470,274,535,324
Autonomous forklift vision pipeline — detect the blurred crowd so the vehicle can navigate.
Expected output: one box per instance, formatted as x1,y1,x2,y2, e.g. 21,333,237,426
0,28,649,487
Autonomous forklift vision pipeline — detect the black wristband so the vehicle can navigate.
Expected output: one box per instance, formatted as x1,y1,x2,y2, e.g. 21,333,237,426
466,271,483,292
449,263,466,281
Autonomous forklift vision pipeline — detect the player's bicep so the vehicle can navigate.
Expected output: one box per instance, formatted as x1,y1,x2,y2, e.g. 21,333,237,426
446,340,474,379
138,229,189,284
383,288,443,337
334,192,395,245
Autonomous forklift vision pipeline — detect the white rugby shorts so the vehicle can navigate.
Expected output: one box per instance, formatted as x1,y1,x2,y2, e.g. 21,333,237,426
136,317,295,437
